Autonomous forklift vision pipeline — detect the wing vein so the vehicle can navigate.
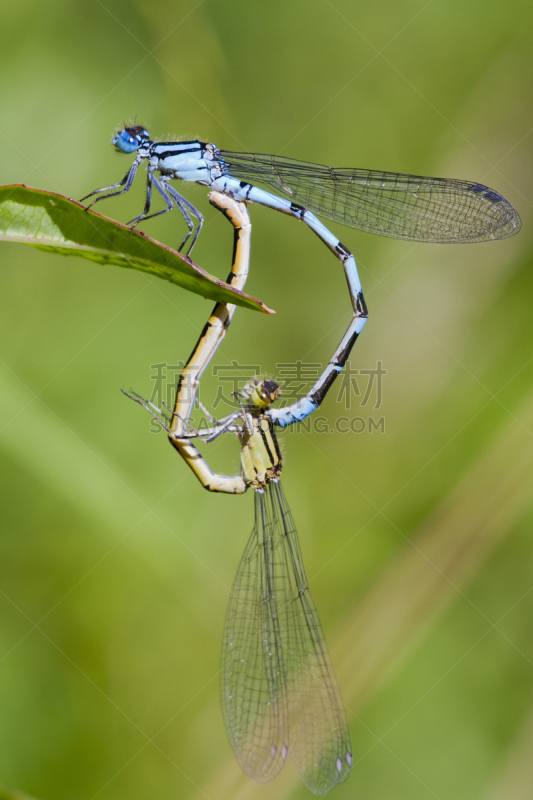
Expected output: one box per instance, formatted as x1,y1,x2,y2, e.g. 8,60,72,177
218,150,521,243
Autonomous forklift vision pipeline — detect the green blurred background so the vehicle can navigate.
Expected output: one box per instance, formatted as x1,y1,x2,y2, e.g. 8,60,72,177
0,1,532,798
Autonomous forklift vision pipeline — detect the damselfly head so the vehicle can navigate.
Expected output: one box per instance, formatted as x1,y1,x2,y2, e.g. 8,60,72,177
240,378,281,411
112,126,150,154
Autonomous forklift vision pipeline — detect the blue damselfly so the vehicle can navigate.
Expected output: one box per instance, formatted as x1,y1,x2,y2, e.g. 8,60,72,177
83,126,521,429
82,125,521,257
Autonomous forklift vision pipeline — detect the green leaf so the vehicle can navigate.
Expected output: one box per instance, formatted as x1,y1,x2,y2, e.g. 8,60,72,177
0,185,273,314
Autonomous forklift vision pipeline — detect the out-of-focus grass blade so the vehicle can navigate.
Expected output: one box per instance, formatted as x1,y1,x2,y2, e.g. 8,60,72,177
481,698,533,800
0,787,42,800
334,395,533,708
0,185,273,314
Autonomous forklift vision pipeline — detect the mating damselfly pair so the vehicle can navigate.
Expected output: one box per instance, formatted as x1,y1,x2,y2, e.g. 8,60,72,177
83,125,520,427
84,127,520,794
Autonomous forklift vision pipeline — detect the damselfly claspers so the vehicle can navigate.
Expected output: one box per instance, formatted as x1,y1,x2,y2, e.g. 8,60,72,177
124,193,354,793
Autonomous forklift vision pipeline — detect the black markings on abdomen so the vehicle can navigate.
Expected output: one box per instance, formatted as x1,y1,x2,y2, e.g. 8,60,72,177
290,202,305,217
356,291,368,317
335,241,352,258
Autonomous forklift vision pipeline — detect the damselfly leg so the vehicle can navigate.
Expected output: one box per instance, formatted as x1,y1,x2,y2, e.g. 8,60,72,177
80,157,142,207
125,173,203,254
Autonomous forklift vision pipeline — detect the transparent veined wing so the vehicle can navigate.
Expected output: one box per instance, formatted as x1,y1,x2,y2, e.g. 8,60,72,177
217,150,521,243
269,481,353,795
221,489,289,782
221,482,352,794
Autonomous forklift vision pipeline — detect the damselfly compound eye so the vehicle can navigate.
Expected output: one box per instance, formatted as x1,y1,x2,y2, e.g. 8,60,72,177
113,129,140,154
